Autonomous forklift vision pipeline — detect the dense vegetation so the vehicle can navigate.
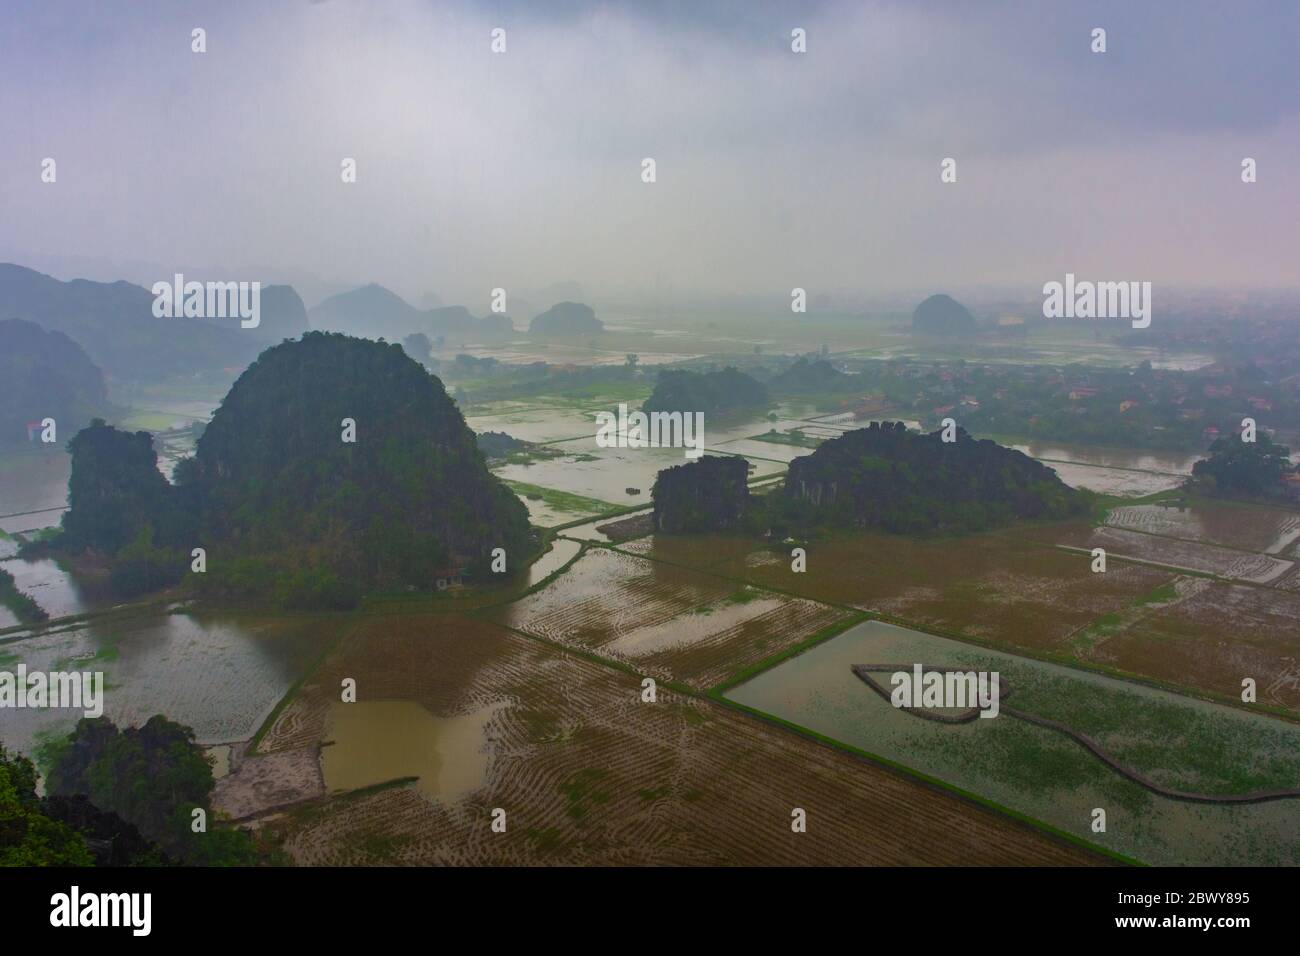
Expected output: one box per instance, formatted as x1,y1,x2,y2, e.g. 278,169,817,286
912,294,977,335
52,333,532,607
476,430,528,459
45,716,257,865
0,318,108,447
0,566,49,624
0,744,93,866
779,422,1088,534
844,357,1299,453
652,423,1088,539
528,301,603,335
768,357,858,395
642,367,769,416
1188,433,1296,502
652,456,750,532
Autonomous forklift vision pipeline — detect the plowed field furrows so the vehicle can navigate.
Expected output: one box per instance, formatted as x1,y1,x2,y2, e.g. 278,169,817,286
259,613,1107,866
615,533,765,569
704,531,1172,652
486,547,853,689
1095,579,1300,714
1105,503,1300,554
1048,525,1294,583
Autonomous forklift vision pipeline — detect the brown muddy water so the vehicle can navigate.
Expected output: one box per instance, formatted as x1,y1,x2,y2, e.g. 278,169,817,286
526,538,582,587
321,700,499,802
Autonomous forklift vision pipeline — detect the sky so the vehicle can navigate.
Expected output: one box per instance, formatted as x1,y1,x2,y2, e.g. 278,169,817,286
1,0,1297,311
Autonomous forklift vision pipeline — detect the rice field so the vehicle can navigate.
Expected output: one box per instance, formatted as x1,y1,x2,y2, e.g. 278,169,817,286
253,613,1104,866
493,436,783,514
1105,501,1300,555
1053,525,1294,583
726,620,1300,866
0,609,338,757
704,531,1173,654
1090,579,1300,714
487,547,853,689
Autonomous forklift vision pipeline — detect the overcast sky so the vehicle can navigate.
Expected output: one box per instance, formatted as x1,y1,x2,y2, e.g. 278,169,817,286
1,0,1297,309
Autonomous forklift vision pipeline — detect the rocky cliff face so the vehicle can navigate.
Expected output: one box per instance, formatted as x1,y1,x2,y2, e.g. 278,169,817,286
652,455,750,533
61,421,176,553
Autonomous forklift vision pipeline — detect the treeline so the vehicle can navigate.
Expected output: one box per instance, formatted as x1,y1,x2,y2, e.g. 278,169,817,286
1188,433,1296,502
2,715,261,867
642,367,769,416
0,566,49,624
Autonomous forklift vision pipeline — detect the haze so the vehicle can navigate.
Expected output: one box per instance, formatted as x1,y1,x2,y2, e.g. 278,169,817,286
2,0,1297,310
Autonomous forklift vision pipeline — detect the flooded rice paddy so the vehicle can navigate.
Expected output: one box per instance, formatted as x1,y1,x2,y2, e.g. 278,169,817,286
727,619,1300,866
0,609,335,757
525,538,582,587
1106,502,1300,556
492,547,851,688
321,699,500,802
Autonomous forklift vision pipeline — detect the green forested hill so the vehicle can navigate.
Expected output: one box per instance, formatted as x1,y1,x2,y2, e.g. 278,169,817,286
56,332,531,605
0,318,108,446
642,367,769,416
783,421,1087,533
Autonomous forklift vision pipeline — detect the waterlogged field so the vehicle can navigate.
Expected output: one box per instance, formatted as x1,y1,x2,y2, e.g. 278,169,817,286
494,436,783,516
321,699,503,802
1105,501,1300,555
465,404,608,444
616,532,760,569
0,609,335,757
489,547,852,689
1040,462,1185,497
726,620,1300,866
1052,525,1294,583
705,531,1173,653
1007,442,1200,476
1090,579,1300,714
525,538,583,588
0,450,70,534
682,525,1300,714
0,555,114,622
251,612,1100,865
